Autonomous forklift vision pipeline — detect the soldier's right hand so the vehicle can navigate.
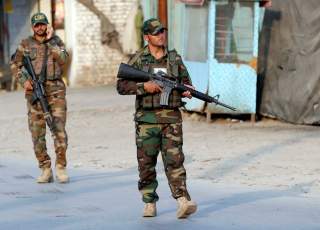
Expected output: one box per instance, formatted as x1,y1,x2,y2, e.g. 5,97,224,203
23,80,33,92
143,81,162,94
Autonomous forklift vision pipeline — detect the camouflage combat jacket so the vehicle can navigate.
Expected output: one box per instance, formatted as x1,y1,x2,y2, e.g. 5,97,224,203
11,35,68,86
117,46,192,124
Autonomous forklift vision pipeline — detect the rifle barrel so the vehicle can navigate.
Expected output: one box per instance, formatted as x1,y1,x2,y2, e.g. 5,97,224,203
176,84,236,111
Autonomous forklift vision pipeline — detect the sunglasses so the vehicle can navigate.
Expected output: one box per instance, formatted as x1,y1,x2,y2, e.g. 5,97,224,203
151,28,166,36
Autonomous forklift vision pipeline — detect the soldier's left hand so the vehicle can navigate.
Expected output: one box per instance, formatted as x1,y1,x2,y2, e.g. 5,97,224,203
182,85,194,99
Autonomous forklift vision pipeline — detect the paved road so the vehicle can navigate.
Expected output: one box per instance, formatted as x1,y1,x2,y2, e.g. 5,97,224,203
1,87,320,229
1,157,320,230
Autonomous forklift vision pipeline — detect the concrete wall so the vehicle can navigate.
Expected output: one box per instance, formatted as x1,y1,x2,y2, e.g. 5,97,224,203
67,0,137,87
3,0,138,87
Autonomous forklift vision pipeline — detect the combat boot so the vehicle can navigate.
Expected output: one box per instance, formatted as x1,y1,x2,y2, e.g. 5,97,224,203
55,164,69,183
176,197,197,219
37,167,54,183
143,202,157,217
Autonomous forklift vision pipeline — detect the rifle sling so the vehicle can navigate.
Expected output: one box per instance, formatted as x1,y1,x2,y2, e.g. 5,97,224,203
38,43,48,83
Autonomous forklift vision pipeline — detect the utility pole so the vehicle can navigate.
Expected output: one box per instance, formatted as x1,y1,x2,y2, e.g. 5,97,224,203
158,0,167,28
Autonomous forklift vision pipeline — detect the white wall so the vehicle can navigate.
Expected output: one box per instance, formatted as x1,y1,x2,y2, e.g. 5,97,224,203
67,0,137,86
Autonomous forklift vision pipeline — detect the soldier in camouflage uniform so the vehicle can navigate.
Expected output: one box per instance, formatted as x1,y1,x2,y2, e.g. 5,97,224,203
117,18,197,218
11,13,69,183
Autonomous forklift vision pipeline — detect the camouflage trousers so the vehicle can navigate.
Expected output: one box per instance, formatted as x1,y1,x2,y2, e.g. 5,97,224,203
135,122,191,203
26,80,68,169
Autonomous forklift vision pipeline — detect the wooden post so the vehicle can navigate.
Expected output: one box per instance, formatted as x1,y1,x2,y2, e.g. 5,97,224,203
206,110,212,123
158,0,168,28
251,113,256,124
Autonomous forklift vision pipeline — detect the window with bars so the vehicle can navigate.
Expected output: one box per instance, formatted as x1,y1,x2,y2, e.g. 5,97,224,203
215,1,255,63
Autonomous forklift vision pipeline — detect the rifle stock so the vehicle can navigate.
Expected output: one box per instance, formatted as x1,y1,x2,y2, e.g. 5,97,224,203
117,63,150,81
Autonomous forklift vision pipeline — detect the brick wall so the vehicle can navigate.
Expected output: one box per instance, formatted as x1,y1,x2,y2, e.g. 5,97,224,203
73,0,136,86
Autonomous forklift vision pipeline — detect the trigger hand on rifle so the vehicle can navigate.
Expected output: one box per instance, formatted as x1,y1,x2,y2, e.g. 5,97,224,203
182,84,194,99
143,81,163,94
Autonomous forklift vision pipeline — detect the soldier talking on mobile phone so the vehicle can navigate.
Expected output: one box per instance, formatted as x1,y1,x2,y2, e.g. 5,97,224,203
11,13,69,183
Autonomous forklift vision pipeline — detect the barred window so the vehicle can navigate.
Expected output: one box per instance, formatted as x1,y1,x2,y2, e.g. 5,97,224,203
215,1,255,63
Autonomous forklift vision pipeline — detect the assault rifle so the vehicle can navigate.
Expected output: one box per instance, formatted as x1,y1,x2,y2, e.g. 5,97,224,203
117,63,236,111
23,54,56,136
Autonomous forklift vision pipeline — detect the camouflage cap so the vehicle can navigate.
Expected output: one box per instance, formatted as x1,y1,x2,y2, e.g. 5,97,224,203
31,12,49,26
142,18,166,35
